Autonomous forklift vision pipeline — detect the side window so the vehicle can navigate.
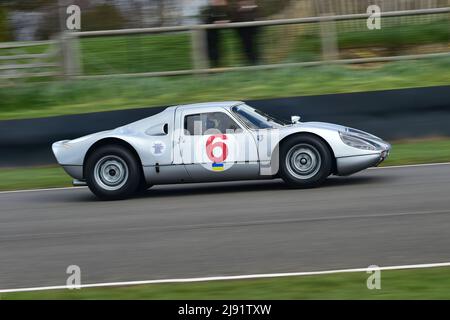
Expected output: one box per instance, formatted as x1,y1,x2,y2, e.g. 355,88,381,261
184,112,243,135
184,114,201,136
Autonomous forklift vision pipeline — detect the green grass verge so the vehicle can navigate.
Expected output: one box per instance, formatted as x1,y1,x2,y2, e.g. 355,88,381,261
1,139,450,192
1,57,450,120
2,266,450,299
0,166,72,191
383,139,450,165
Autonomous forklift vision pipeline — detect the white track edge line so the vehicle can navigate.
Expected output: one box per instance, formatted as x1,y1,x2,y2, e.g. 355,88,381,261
0,186,86,194
1,261,450,293
369,162,450,169
1,162,450,195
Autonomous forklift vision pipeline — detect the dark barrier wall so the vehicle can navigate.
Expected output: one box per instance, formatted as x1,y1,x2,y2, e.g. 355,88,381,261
1,85,449,167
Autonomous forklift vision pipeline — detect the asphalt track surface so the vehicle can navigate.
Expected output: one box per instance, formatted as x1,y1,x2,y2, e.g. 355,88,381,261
1,164,450,290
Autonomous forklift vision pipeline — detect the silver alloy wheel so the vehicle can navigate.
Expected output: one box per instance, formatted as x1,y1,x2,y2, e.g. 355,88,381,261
285,144,322,180
93,155,129,191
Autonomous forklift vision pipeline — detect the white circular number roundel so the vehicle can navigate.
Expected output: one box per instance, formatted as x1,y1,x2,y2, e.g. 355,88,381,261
196,134,236,172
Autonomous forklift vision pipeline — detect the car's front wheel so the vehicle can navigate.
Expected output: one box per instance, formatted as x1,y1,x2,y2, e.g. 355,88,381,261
85,145,142,200
280,135,332,188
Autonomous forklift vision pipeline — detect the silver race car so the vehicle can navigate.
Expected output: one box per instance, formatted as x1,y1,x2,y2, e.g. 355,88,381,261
53,102,391,200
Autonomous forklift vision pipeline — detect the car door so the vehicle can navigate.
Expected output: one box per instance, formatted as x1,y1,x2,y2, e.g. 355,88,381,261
175,107,260,182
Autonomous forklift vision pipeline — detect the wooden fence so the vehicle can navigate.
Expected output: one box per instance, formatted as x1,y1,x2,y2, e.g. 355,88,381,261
0,6,448,81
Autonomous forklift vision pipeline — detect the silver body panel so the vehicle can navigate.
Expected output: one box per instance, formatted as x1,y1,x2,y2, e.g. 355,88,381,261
52,101,391,185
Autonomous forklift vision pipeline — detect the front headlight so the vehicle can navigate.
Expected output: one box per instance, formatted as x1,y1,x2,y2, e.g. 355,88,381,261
339,132,379,151
344,127,383,142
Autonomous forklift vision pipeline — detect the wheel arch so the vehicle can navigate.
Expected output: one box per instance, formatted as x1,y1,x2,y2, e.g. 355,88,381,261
83,138,144,179
274,132,337,175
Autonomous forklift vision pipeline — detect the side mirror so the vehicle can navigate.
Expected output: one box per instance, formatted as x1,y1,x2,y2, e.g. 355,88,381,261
291,115,301,124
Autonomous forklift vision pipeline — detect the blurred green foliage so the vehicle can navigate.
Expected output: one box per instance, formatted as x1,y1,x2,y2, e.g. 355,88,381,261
2,0,291,41
35,2,127,40
82,3,126,31
1,0,57,11
257,0,291,17
0,6,12,42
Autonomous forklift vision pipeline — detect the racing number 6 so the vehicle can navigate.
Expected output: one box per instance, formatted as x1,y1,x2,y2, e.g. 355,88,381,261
206,135,228,163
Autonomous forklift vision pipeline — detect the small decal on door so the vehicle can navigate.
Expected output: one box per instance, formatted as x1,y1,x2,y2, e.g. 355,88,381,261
212,163,224,171
151,141,166,156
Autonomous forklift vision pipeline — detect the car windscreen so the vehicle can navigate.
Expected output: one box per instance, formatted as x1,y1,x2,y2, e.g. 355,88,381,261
232,104,287,129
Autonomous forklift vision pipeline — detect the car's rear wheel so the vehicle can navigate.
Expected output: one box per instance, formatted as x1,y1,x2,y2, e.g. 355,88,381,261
85,145,142,200
280,135,332,188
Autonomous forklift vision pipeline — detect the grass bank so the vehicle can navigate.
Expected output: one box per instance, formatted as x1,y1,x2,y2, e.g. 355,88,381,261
1,56,450,120
0,138,449,191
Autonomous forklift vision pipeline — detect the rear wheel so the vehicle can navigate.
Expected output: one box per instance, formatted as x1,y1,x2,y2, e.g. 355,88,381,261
280,135,332,188
85,145,142,200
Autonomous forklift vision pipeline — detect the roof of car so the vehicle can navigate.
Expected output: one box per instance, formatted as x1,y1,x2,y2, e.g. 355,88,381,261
175,101,244,110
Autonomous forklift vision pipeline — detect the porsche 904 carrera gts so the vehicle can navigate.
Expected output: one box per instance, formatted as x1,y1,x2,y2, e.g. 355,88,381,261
53,102,391,200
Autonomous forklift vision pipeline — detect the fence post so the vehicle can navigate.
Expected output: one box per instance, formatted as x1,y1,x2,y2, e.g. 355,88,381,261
60,32,82,79
191,27,209,71
319,14,339,61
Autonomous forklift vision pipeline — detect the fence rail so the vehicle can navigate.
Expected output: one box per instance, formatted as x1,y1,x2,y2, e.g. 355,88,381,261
0,71,60,80
73,7,450,37
0,53,53,61
0,40,60,80
0,40,57,49
74,51,450,80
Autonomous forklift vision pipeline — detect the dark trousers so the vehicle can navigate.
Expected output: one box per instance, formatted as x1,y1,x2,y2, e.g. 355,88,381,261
237,26,259,65
207,29,221,68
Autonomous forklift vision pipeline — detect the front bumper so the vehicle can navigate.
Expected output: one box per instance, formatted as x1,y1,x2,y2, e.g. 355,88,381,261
61,165,84,180
336,145,390,176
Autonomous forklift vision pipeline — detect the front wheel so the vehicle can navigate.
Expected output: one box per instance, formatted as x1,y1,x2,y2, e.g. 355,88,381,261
280,135,332,188
85,145,143,200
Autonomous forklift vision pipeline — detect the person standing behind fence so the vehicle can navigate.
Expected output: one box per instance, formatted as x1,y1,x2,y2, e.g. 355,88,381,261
202,0,231,68
232,0,260,65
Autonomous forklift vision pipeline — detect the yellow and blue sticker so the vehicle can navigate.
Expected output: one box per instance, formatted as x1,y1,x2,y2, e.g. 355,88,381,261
212,163,224,171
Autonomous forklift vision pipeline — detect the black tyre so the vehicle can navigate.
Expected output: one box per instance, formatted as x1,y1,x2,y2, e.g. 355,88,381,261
279,135,332,188
136,180,153,195
85,145,143,200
